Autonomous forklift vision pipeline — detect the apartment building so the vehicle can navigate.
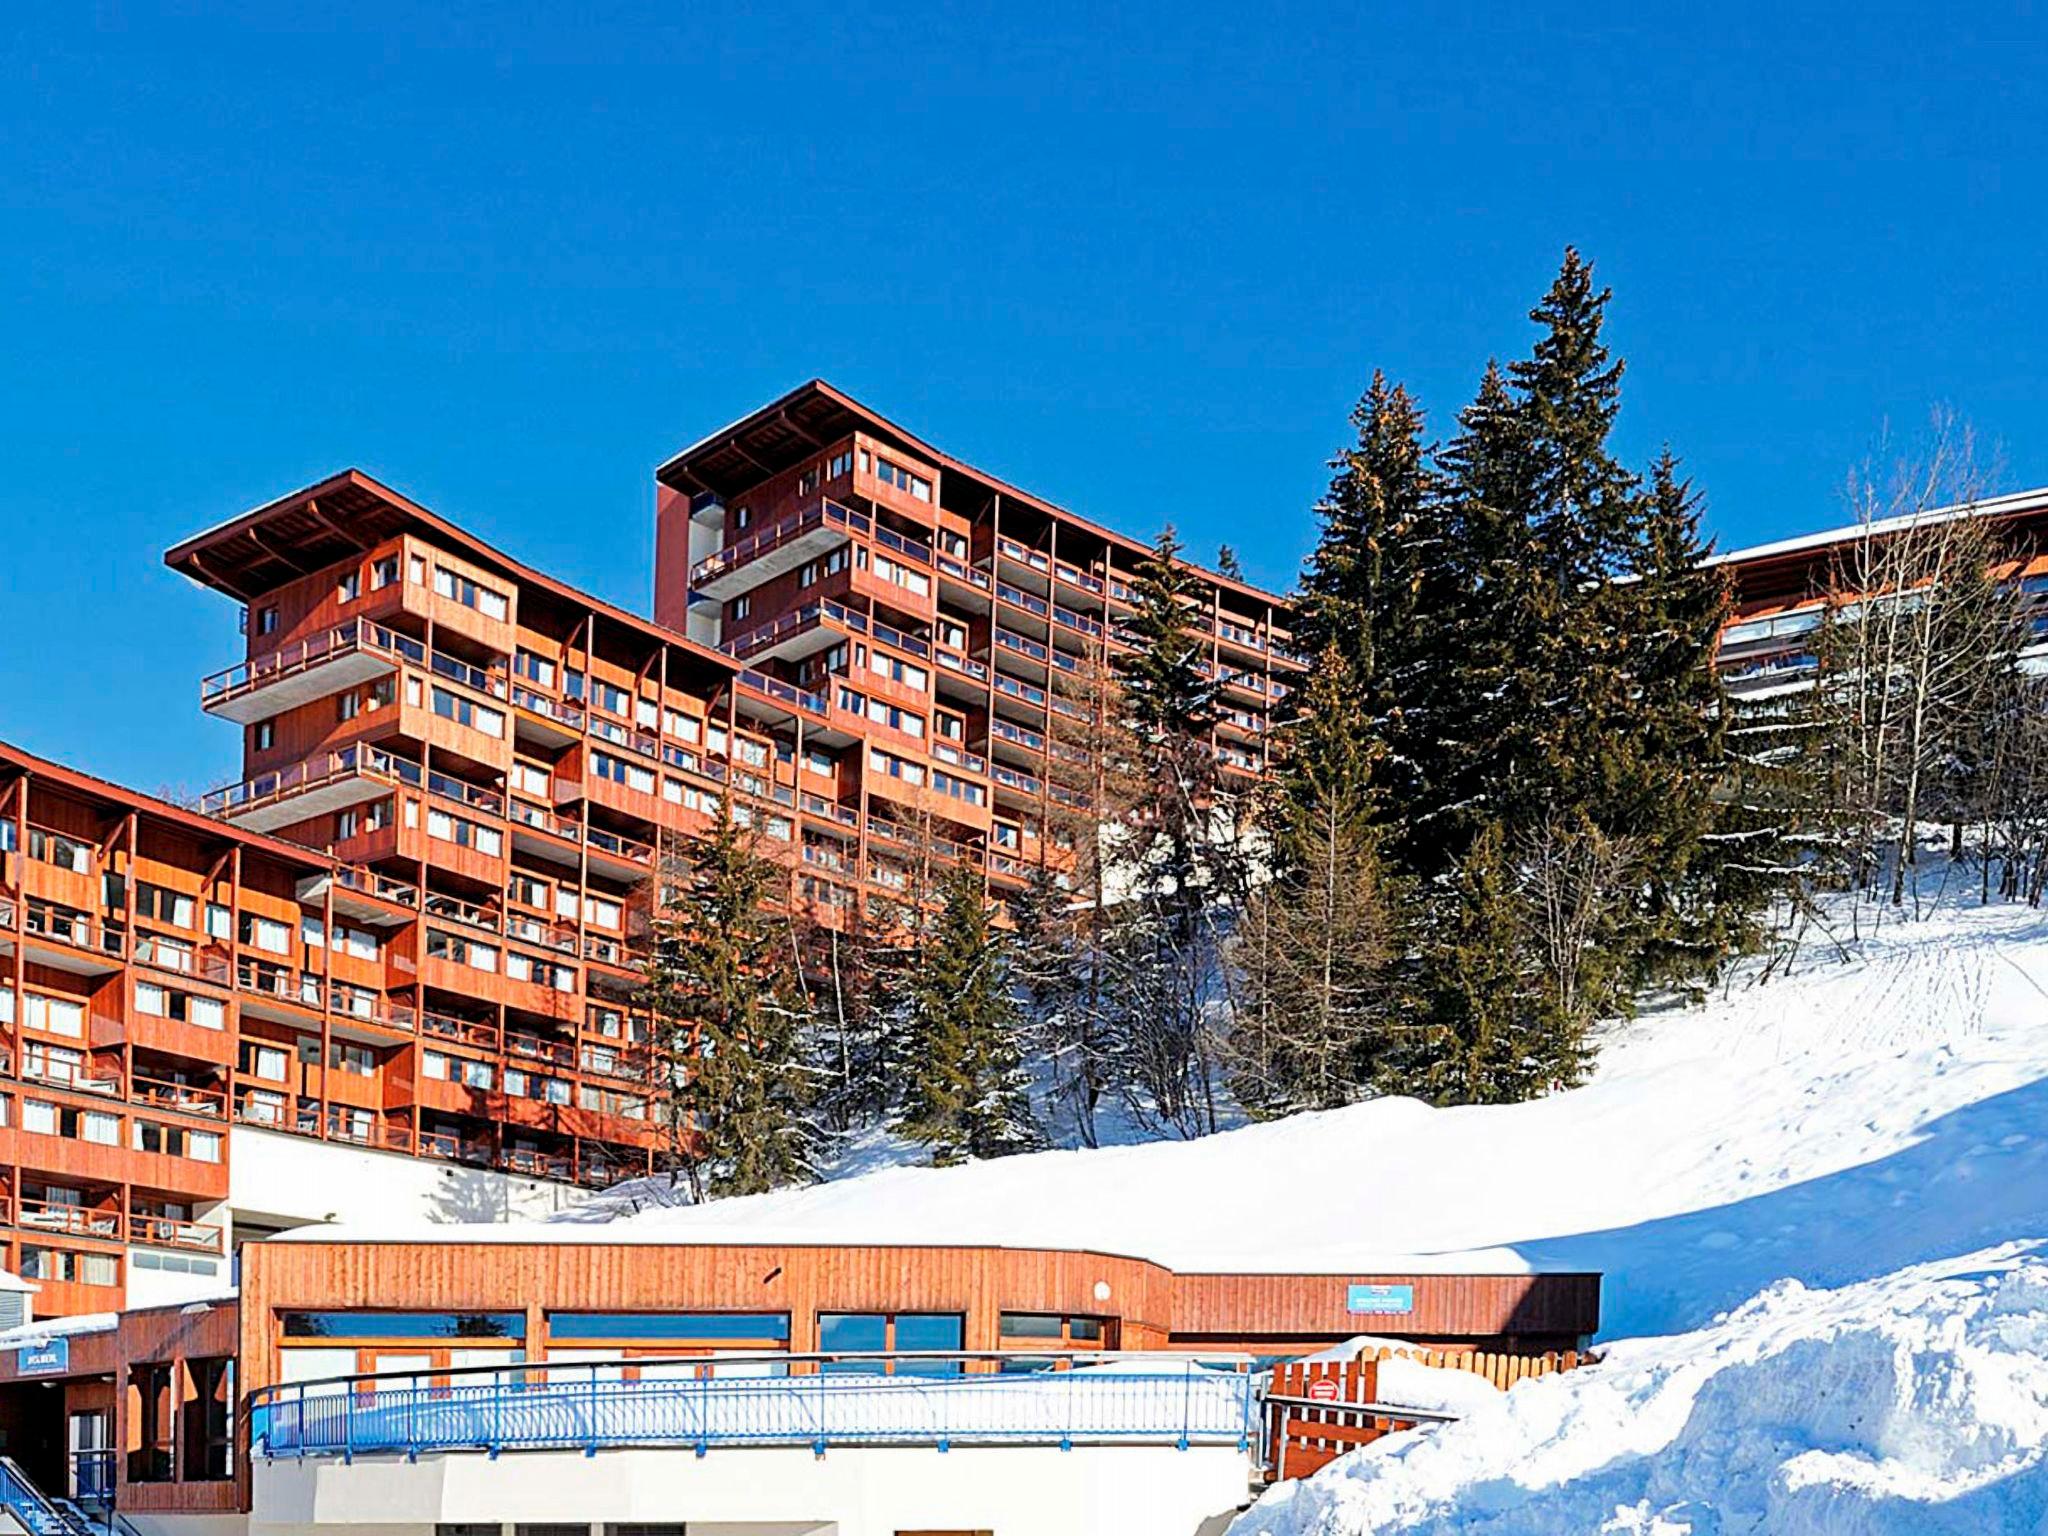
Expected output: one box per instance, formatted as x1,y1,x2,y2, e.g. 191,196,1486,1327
1710,485,2048,697
653,380,1306,900
0,383,1288,1333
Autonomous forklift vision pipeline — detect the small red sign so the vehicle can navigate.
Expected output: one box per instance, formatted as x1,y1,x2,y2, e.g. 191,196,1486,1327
1305,1377,1341,1402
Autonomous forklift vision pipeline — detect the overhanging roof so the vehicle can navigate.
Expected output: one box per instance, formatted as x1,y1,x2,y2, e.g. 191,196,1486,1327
658,379,1292,609
164,469,738,680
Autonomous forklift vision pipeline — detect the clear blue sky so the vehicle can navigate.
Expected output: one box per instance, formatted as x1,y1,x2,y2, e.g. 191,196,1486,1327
4,3,2045,795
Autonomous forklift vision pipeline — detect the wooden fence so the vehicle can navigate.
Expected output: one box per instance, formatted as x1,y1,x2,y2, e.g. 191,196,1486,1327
1264,1347,1587,1482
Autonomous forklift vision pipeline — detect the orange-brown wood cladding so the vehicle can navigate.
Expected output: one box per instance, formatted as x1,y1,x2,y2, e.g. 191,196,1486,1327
1171,1269,1601,1340
234,1242,1600,1399
0,1299,241,1514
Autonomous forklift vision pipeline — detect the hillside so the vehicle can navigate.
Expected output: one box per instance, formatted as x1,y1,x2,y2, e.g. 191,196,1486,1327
317,888,2048,1343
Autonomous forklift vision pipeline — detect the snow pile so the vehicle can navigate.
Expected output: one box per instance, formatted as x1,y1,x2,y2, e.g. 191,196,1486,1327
1231,1243,2048,1535
300,895,2048,1343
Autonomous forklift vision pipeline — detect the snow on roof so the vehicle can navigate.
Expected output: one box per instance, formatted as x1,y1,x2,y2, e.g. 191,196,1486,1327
0,1313,118,1351
1710,485,2048,569
0,1270,37,1295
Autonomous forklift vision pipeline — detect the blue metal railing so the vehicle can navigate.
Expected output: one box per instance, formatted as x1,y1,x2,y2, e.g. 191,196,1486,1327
250,1352,1258,1461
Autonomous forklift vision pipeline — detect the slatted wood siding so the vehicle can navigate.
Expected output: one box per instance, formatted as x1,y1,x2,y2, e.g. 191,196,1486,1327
1356,1342,1585,1390
1264,1348,1590,1482
1266,1359,1417,1481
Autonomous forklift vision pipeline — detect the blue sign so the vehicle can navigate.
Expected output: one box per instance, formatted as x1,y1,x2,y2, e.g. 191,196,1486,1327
1346,1284,1415,1316
17,1337,68,1376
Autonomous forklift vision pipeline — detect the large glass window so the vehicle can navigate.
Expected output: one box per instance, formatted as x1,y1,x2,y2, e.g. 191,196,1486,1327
547,1313,789,1344
817,1312,962,1375
281,1311,527,1340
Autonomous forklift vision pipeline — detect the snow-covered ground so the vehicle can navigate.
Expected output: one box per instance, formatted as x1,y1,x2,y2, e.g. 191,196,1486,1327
1231,1244,2048,1535
306,892,2048,1339
285,886,2048,1530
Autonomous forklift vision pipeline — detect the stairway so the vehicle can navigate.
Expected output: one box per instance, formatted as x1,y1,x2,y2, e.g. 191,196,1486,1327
0,1460,119,1536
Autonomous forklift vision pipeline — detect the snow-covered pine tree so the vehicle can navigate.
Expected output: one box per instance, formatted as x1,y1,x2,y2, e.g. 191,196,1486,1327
647,807,820,1201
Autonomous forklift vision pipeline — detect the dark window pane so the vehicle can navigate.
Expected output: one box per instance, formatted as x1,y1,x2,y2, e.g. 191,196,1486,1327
547,1312,789,1343
999,1313,1062,1338
282,1311,525,1340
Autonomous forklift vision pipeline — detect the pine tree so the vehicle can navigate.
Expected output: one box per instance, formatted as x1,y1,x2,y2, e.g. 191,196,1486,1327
647,807,819,1201
1227,647,1407,1115
1111,525,1240,1136
893,865,1040,1163
1216,544,1244,581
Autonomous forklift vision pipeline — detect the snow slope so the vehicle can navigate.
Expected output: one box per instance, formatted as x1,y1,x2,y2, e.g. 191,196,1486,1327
305,894,2048,1345
1230,1244,2048,1535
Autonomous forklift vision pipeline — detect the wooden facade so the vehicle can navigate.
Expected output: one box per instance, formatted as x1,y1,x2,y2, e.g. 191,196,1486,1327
0,1235,1597,1515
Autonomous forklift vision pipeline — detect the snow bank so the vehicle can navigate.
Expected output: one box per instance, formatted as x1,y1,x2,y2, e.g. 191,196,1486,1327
294,897,2048,1342
1230,1243,2048,1535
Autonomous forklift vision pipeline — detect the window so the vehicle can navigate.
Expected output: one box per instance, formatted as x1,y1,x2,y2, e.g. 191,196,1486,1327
23,1247,117,1289
828,448,853,479
818,1312,963,1375
239,1042,288,1081
257,607,278,635
427,808,503,857
134,882,195,929
511,761,551,797
798,465,820,496
867,748,925,787
371,554,400,589
337,570,361,603
205,902,230,940
869,651,929,692
24,993,85,1038
731,595,750,622
427,929,499,973
253,720,275,752
663,708,700,743
431,687,505,739
329,1041,376,1076
134,984,224,1031
866,699,925,738
183,1357,235,1480
803,748,835,777
733,505,750,531
432,566,509,621
872,554,931,598
515,649,557,689
239,913,291,954
338,690,360,722
871,455,934,503
592,753,656,796
548,1312,790,1344
27,828,91,874
134,1123,221,1162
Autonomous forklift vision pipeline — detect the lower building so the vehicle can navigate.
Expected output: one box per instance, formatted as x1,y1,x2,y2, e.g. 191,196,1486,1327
0,1234,1597,1536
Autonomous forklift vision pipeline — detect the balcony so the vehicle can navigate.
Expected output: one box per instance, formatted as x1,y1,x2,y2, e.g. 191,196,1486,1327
724,599,930,668
199,618,418,725
688,499,866,600
201,742,421,833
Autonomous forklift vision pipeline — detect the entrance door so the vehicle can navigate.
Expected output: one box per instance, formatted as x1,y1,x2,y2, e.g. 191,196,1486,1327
67,1409,112,1505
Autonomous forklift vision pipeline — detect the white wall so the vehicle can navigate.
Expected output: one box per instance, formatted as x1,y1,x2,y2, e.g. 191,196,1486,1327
227,1129,590,1230
253,1442,1251,1536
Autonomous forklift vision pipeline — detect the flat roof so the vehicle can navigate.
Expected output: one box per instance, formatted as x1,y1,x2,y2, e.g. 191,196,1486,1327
1712,485,2048,569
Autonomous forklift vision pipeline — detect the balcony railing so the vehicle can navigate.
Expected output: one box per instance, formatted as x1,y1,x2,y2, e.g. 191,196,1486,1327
131,1213,226,1253
688,498,868,588
15,1199,121,1242
199,618,423,710
249,1353,1257,1459
130,1075,228,1118
201,741,421,819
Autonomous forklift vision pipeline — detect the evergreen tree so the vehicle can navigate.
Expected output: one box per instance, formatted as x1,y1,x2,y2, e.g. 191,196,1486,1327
647,807,819,1201
893,865,1040,1163
1227,647,1407,1114
1216,544,1244,581
1295,372,1441,719
1111,525,1240,1136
